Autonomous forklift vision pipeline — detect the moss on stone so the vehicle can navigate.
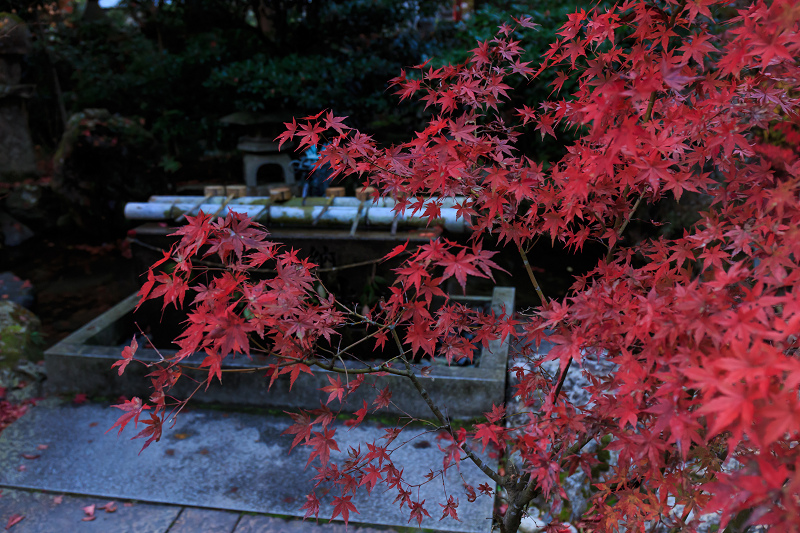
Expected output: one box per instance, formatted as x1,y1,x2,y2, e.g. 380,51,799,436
0,301,43,367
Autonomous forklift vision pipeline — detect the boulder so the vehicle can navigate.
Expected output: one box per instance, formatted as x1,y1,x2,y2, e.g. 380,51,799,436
0,210,34,246
0,300,43,367
0,272,34,309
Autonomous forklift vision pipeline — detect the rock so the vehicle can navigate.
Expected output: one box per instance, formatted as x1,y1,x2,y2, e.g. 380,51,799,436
4,183,57,232
0,358,46,402
0,271,34,309
0,210,34,246
518,509,545,533
0,300,43,367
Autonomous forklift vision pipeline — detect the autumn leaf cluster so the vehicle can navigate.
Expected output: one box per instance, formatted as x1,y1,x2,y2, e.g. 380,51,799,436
114,0,800,531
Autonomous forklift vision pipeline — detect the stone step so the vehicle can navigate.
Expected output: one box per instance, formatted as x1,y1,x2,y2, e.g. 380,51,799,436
0,399,496,533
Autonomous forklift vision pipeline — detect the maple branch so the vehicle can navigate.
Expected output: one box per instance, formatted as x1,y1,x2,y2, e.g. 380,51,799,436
605,187,645,262
603,0,685,264
128,237,388,275
167,379,207,422
668,0,688,28
643,92,657,123
390,328,504,487
315,321,393,362
561,432,596,457
503,431,596,533
516,241,547,307
550,358,573,401
616,195,643,242
309,358,408,377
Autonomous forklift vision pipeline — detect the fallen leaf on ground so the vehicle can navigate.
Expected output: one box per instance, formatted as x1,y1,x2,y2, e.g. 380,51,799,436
102,502,117,513
16,465,25,472
53,495,63,505
82,504,95,517
21,454,39,460
73,393,88,405
5,514,24,530
36,444,48,450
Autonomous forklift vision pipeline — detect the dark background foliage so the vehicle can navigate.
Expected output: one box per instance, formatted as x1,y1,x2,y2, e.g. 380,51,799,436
5,0,584,179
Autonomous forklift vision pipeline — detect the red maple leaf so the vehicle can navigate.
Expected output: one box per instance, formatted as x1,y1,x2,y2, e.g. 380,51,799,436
305,427,339,468
473,423,504,453
372,386,392,410
107,397,150,436
282,410,314,450
320,375,346,405
359,464,383,493
331,495,359,526
112,336,138,376
300,491,320,520
383,240,409,262
132,411,163,454
323,111,349,135
408,500,431,526
478,483,494,495
439,495,460,521
278,363,314,390
351,401,369,428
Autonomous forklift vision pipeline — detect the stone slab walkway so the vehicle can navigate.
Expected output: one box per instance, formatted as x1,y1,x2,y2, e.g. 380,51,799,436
0,488,402,533
0,400,496,532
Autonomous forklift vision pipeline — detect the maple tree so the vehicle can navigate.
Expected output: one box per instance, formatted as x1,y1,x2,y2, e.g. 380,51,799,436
112,0,800,531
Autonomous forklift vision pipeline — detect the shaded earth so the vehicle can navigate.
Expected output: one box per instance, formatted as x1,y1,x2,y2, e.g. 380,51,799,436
0,235,139,349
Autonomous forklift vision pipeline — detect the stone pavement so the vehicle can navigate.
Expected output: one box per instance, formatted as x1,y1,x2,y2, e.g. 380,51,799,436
0,399,496,532
0,487,402,533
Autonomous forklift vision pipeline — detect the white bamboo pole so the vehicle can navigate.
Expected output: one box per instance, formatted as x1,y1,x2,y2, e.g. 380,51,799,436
124,202,470,232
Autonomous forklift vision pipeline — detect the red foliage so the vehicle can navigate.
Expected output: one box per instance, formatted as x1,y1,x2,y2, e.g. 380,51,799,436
0,400,28,436
111,0,800,531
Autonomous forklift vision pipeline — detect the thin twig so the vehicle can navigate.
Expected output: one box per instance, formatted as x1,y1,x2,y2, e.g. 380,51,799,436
551,358,572,402
129,237,389,275
605,193,644,262
390,329,504,486
516,241,547,307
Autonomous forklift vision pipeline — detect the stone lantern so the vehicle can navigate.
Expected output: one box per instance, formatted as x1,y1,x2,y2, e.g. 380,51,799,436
0,14,36,180
219,111,296,193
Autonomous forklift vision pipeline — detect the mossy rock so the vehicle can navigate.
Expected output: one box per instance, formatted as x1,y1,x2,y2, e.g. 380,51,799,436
0,300,43,368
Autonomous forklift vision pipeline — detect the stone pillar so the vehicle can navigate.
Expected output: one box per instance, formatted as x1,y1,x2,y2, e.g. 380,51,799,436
0,14,37,181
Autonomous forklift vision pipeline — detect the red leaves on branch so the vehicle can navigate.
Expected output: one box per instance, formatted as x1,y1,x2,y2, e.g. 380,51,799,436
111,0,800,529
107,397,149,436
